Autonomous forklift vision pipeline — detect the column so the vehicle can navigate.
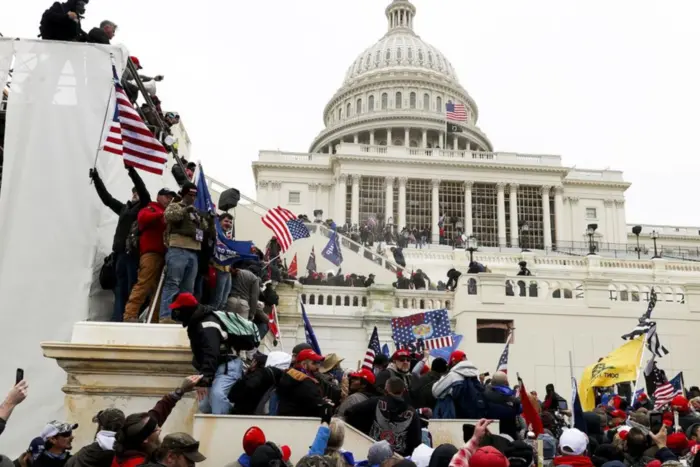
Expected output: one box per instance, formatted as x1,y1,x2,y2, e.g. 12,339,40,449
554,186,564,248
453,135,459,150
335,174,348,223
256,180,269,206
509,183,519,248
568,197,579,244
496,182,506,247
369,130,375,146
604,199,615,242
387,128,392,145
398,177,407,229
272,181,282,206
308,183,319,211
353,134,359,144
384,177,394,225
351,175,361,226
422,129,427,148
464,181,473,235
431,179,440,244
615,200,626,245
404,128,410,147
541,185,552,250
438,131,444,148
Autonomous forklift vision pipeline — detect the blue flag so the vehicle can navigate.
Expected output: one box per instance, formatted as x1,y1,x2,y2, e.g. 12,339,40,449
194,164,215,214
430,334,463,361
212,219,257,268
381,344,390,357
322,226,343,266
669,372,685,397
571,377,587,433
301,302,321,354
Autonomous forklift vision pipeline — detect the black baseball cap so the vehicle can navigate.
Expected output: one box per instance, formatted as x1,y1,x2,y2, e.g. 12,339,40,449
158,188,177,197
180,182,197,196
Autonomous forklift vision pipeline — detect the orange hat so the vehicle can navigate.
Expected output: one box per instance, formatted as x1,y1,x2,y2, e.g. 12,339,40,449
242,427,266,456
349,368,376,385
169,292,198,310
449,350,467,366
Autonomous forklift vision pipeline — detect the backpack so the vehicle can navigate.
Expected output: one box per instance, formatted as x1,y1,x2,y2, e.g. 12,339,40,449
433,377,489,420
254,385,280,416
99,253,116,290
125,220,140,256
211,310,261,351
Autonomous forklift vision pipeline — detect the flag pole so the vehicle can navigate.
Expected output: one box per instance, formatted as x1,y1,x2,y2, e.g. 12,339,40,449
631,332,649,399
90,53,116,183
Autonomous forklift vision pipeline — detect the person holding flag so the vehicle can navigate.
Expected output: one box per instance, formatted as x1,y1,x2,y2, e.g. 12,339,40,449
209,213,236,310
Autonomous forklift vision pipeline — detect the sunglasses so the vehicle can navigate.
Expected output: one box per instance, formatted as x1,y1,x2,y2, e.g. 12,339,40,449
396,357,410,362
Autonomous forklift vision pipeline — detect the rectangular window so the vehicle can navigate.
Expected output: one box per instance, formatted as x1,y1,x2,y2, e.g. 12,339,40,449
586,207,597,220
288,191,301,204
476,319,514,344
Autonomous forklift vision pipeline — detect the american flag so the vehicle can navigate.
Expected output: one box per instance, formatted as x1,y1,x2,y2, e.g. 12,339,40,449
261,206,310,252
102,65,168,175
391,309,453,350
446,102,467,122
496,336,511,373
363,327,381,370
647,361,677,410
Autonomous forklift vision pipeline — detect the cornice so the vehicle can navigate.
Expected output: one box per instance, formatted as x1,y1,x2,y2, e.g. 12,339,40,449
252,161,332,174
563,179,632,190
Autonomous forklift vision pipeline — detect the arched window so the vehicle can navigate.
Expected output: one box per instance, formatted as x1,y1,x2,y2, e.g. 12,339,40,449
356,98,362,114
423,93,430,110
385,49,391,62
436,96,442,112
381,93,388,110
408,47,413,61
346,103,351,117
395,92,402,109
368,95,375,112
409,92,416,109
428,51,433,65
338,108,342,120
397,47,402,61
375,50,381,65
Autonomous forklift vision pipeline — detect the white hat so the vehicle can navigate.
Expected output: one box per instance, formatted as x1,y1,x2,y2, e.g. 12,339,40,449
558,428,588,455
40,421,78,440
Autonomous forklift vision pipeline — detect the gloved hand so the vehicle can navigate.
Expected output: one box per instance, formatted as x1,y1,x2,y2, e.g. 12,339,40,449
320,403,333,424
89,168,99,180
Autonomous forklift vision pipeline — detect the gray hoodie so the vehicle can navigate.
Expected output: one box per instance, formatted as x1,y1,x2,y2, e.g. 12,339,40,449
432,360,480,398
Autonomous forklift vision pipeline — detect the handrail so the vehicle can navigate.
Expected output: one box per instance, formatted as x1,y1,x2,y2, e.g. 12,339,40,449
205,177,407,274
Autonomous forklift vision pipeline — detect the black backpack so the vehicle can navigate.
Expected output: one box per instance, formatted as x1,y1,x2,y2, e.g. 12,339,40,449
99,253,116,290
125,220,140,256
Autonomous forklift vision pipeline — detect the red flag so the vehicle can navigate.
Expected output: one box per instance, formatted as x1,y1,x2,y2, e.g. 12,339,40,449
288,253,298,278
519,381,544,436
268,305,281,342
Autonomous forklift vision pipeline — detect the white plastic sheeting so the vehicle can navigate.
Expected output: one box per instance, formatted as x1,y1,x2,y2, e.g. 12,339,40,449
0,39,180,454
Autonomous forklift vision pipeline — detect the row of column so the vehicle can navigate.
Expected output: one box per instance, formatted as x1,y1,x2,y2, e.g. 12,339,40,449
327,128,478,153
335,176,564,249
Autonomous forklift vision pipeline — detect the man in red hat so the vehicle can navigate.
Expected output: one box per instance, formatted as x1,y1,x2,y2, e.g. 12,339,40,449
672,395,700,432
276,349,331,418
375,349,414,400
336,369,378,419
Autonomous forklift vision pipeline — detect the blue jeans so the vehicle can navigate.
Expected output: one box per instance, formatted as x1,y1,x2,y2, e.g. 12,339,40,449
160,247,198,320
199,359,242,414
212,269,232,310
112,252,139,322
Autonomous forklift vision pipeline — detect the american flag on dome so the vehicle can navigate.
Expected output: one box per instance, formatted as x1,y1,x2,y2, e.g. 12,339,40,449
101,64,168,175
261,206,310,253
363,327,382,370
446,102,467,122
391,309,453,350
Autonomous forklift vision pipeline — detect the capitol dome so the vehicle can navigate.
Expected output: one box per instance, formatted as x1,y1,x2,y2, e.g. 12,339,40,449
309,0,492,154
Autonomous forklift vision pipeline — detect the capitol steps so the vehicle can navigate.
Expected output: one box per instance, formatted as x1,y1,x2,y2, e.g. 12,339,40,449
205,177,404,284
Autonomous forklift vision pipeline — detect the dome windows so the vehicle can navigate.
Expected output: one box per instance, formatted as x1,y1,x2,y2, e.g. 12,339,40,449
385,49,391,63
375,50,381,66
423,93,430,110
346,103,352,117
395,92,402,109
436,96,442,112
368,95,375,112
381,93,388,110
428,51,433,66
356,98,362,114
338,108,343,120
407,47,413,61
397,47,402,61
410,92,416,109
418,49,424,63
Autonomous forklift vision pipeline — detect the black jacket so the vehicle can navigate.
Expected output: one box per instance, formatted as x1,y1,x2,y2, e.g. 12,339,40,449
65,442,113,467
39,1,86,41
276,368,325,418
410,371,443,409
87,27,110,44
228,366,283,415
345,395,422,457
93,167,150,254
34,453,72,467
184,306,258,385
376,366,414,402
483,385,521,439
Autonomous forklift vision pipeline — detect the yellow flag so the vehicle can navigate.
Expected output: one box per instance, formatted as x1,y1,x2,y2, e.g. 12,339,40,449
579,336,644,411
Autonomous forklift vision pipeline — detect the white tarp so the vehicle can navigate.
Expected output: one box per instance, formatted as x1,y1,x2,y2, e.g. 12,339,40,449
0,39,180,454
0,39,12,90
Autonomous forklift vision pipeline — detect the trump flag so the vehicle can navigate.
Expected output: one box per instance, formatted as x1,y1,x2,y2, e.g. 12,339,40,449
391,309,453,350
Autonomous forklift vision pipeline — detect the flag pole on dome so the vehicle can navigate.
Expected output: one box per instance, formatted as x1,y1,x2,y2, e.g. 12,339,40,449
91,52,117,181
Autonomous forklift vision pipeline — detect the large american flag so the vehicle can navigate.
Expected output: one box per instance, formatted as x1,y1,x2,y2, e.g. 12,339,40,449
391,309,453,350
261,206,310,252
647,361,679,410
496,337,510,374
363,326,381,370
446,102,467,122
102,65,168,175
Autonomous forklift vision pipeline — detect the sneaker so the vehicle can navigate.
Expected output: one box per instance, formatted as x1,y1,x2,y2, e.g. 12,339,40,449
159,318,178,325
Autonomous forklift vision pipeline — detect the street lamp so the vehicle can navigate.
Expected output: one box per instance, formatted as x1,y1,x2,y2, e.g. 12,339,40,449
586,223,598,255
518,220,529,252
651,230,660,258
467,235,478,262
632,225,642,259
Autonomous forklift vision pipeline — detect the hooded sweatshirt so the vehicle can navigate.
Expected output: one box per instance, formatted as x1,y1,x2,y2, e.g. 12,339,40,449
432,361,480,399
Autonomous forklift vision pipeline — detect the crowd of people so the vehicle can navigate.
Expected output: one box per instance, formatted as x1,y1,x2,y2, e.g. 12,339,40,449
5,344,700,467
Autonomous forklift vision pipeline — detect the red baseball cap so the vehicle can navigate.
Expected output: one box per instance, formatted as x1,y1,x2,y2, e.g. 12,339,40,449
169,292,198,310
242,427,266,456
391,349,411,360
672,395,690,412
350,368,376,385
281,445,291,462
297,349,324,363
449,350,467,366
469,447,508,467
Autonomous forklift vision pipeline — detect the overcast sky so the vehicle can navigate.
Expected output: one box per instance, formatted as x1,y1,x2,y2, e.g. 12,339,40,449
5,1,700,226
